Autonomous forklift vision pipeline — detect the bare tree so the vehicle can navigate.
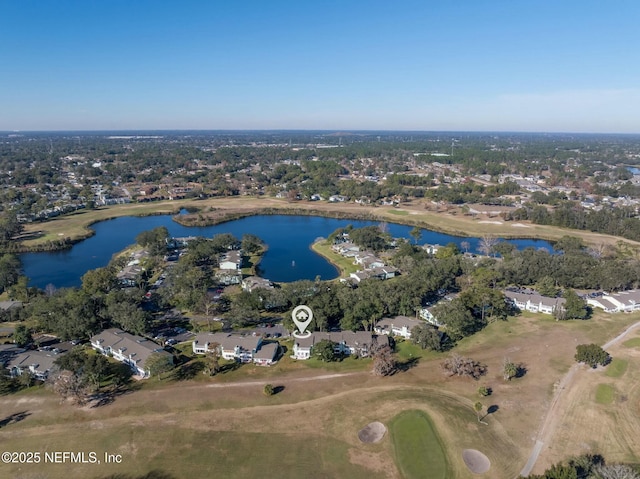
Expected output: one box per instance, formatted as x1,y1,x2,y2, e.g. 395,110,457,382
371,343,396,377
203,344,221,376
441,354,487,380
48,370,91,405
593,464,640,479
478,234,499,257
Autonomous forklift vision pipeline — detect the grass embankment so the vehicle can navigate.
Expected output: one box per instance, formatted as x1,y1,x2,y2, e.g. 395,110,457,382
310,240,359,278
389,410,450,479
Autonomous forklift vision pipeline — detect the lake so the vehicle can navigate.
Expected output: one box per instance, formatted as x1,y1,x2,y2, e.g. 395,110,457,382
21,214,553,289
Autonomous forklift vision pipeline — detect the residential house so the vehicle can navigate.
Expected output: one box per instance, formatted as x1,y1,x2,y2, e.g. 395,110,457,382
7,349,58,381
253,342,279,366
374,315,425,339
504,291,566,315
369,266,398,280
422,244,440,255
291,331,376,360
192,332,277,364
361,256,385,270
0,301,23,313
117,264,143,287
349,270,372,283
589,290,640,313
219,250,243,270
331,242,360,256
242,276,274,293
291,335,314,360
215,269,242,285
91,328,172,378
419,307,441,326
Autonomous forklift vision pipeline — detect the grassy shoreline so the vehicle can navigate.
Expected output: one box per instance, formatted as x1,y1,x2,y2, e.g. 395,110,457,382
310,240,359,279
12,196,640,253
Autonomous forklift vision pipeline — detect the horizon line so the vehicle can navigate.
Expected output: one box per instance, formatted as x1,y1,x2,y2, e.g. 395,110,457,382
2,128,640,136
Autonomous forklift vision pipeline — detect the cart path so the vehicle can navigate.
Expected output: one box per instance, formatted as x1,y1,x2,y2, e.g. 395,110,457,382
519,320,640,477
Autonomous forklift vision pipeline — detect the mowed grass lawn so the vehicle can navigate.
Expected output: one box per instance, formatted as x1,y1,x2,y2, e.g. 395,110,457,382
595,383,616,405
1,426,383,479
605,358,628,378
389,410,450,479
623,337,640,348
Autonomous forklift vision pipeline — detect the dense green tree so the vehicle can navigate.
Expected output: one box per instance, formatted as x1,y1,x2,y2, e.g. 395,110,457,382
0,254,21,293
13,324,32,347
84,354,110,390
32,290,103,340
105,295,149,335
314,339,337,362
81,266,118,296
433,298,478,340
0,212,23,246
54,348,90,374
241,234,264,255
348,226,389,252
411,324,442,351
535,276,559,297
558,289,588,320
145,353,173,379
136,226,169,257
575,344,609,368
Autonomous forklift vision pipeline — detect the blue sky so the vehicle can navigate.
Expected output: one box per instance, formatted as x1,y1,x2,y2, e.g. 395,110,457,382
1,0,639,132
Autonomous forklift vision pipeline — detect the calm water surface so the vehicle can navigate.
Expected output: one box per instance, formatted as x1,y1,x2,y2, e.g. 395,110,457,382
21,214,553,289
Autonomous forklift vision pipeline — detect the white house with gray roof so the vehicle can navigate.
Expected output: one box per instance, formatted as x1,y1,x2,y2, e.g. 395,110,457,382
291,331,379,360
374,315,425,339
7,349,58,381
589,290,640,313
192,332,278,365
91,328,172,378
219,250,243,270
504,291,566,315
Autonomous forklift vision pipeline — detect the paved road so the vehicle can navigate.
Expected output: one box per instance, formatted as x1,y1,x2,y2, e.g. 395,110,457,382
518,320,640,477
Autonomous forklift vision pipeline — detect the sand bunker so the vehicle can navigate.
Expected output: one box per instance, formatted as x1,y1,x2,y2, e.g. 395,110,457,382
358,421,387,443
462,449,491,474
